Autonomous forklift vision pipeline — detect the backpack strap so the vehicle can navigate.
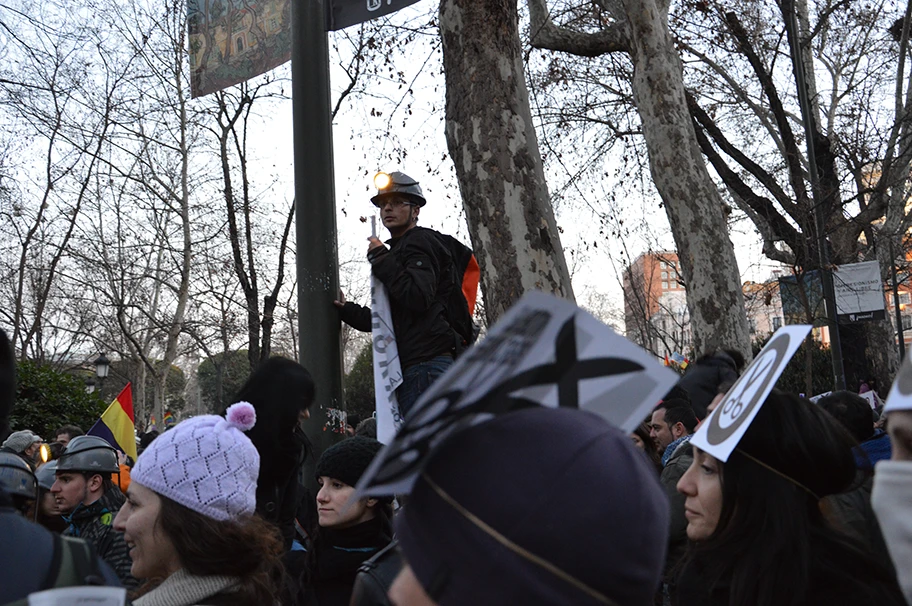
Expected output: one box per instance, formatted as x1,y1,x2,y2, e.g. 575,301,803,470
43,534,106,589
64,535,106,585
41,533,65,589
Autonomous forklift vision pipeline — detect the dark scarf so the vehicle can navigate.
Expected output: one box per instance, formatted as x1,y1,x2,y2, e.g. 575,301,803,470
295,515,391,606
63,487,124,535
315,515,391,581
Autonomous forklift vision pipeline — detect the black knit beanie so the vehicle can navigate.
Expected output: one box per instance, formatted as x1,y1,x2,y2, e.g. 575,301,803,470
315,436,383,487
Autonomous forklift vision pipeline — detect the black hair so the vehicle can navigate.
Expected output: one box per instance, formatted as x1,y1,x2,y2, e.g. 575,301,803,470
662,384,691,405
681,390,902,606
816,391,875,443
656,399,698,434
54,425,85,440
229,357,316,496
633,422,662,473
47,441,65,460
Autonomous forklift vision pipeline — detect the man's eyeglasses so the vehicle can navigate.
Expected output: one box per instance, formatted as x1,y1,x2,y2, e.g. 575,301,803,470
375,198,414,210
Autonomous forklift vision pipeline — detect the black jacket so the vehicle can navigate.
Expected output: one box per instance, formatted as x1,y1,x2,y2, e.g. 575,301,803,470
257,427,308,551
350,541,403,606
661,439,693,580
339,227,458,369
62,487,137,588
287,516,392,606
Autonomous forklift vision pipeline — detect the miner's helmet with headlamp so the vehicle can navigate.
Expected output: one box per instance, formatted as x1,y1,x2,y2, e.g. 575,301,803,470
371,171,426,208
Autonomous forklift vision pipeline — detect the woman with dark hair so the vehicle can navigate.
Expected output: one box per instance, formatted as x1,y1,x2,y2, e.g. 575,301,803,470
288,436,393,606
674,390,904,606
231,357,316,549
114,402,284,605
631,421,662,474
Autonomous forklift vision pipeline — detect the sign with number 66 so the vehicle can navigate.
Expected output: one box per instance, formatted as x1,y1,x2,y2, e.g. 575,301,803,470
690,325,812,462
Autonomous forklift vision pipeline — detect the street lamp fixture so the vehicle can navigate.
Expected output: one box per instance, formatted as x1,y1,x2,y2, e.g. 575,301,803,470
94,353,110,394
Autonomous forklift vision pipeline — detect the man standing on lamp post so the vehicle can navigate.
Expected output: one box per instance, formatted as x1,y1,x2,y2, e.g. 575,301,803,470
335,171,474,420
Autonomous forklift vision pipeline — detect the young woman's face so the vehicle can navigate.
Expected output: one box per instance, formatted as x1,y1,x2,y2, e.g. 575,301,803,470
630,433,646,450
40,490,60,517
677,446,723,541
113,482,181,580
316,476,376,529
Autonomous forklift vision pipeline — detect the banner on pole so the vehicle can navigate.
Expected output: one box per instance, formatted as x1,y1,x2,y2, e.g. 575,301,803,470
779,271,827,327
187,0,292,98
370,275,403,444
833,261,886,324
326,0,422,31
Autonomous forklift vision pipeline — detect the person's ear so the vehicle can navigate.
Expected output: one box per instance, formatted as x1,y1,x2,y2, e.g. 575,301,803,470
412,206,420,223
672,422,686,438
87,474,104,492
366,497,379,509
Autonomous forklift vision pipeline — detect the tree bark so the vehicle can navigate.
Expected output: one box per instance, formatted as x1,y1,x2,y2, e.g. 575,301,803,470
624,0,750,357
439,0,574,324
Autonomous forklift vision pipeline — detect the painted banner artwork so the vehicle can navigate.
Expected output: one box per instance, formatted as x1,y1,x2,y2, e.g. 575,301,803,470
187,0,292,98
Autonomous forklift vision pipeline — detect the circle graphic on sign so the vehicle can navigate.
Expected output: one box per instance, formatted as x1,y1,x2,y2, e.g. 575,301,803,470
705,333,790,446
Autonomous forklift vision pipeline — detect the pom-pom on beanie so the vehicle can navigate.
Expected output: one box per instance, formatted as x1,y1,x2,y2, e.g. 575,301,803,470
315,436,383,488
131,402,260,521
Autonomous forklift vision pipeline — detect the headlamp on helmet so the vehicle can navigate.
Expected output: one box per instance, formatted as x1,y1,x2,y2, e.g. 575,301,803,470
370,170,426,208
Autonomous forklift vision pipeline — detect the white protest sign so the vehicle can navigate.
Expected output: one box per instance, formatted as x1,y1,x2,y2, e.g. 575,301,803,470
833,261,886,323
859,390,883,411
691,325,812,462
884,352,912,412
370,275,403,444
356,291,680,496
29,586,128,605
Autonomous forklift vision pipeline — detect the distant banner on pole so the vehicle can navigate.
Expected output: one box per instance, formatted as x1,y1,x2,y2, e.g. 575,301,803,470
187,0,292,98
326,0,422,31
371,275,403,444
779,271,827,327
833,261,886,324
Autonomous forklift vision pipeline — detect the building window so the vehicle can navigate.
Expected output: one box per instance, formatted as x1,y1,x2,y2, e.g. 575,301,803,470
900,293,911,305
236,36,245,53
661,271,668,279
772,316,783,330
661,281,668,290
903,315,912,330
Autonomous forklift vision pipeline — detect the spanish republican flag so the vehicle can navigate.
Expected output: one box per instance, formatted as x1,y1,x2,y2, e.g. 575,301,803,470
87,384,137,461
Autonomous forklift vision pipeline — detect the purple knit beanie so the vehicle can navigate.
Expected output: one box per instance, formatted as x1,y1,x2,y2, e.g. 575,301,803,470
131,402,260,521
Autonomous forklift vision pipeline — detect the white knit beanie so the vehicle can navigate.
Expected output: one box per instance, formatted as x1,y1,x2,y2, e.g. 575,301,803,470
131,402,260,521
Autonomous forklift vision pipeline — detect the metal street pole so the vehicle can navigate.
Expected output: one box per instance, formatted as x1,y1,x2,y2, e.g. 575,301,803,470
891,240,906,362
783,0,846,390
292,0,344,487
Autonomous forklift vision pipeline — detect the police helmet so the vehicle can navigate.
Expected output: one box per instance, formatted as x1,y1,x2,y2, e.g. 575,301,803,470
34,460,58,490
371,171,426,208
0,452,38,499
56,436,119,474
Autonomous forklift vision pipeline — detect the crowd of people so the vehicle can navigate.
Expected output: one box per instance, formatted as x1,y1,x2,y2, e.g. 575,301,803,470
1,174,911,604
3,332,912,605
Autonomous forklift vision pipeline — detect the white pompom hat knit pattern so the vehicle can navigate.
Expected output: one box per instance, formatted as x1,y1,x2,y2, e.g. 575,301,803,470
131,402,260,521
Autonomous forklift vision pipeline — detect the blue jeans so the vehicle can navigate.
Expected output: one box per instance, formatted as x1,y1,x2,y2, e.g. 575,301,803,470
397,355,454,419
